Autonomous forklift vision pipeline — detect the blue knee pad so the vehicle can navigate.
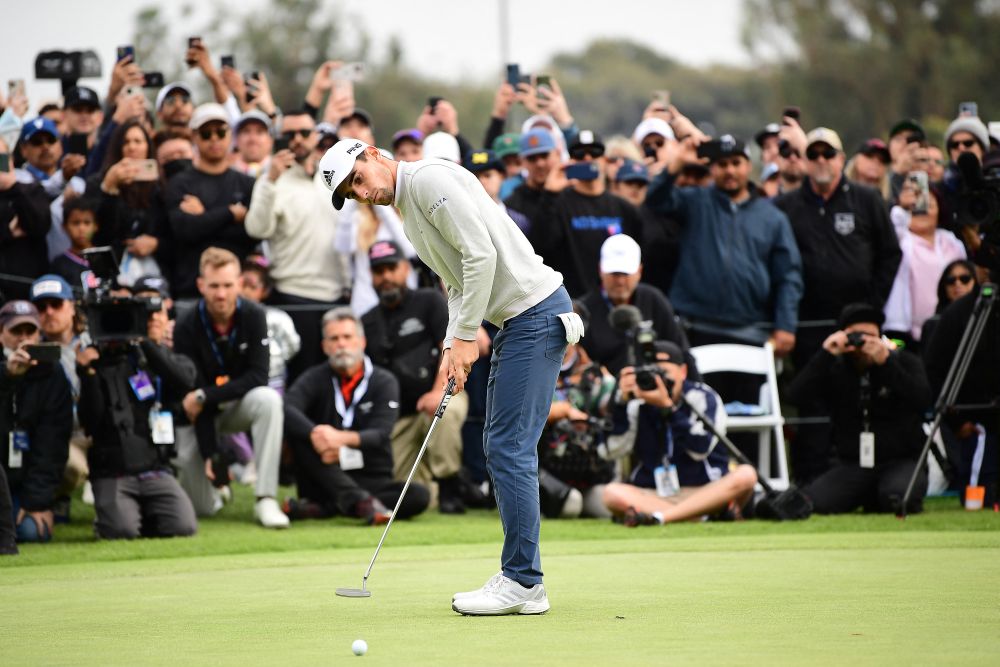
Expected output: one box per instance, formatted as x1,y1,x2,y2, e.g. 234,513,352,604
16,515,51,543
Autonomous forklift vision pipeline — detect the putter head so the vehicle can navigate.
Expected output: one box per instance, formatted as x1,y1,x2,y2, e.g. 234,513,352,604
336,587,372,598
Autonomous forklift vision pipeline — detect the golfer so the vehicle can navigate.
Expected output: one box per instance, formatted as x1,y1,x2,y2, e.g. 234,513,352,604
321,138,580,615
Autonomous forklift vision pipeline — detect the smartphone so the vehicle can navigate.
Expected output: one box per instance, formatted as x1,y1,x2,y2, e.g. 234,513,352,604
696,141,720,161
26,343,61,364
186,37,201,66
652,90,670,108
8,79,25,99
221,54,235,69
958,101,978,118
427,96,443,113
124,85,143,98
273,136,290,152
782,106,801,121
67,133,89,157
331,62,365,81
117,45,135,63
142,71,165,88
130,158,159,182
536,75,552,89
245,71,260,101
505,63,520,88
0,154,9,173
908,171,929,215
564,162,600,181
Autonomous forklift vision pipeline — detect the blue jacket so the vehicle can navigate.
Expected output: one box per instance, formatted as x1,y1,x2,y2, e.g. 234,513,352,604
645,173,803,333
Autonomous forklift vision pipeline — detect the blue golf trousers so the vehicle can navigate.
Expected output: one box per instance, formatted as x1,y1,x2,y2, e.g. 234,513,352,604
484,286,571,587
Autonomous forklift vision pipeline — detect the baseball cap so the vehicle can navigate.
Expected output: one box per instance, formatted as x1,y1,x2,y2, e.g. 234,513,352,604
19,117,60,143
189,103,230,131
805,127,843,153
632,118,675,145
754,122,781,148
615,159,649,184
155,82,193,112
945,116,990,151
652,340,685,365
235,109,272,134
368,240,405,268
64,86,101,110
30,274,74,302
761,162,780,181
391,128,423,149
0,301,40,330
857,138,890,163
519,128,557,157
569,129,605,156
463,149,503,174
888,118,924,139
705,134,751,162
130,275,171,298
341,108,373,129
492,133,520,159
422,132,461,163
319,137,371,210
316,122,338,138
837,302,885,330
599,234,641,275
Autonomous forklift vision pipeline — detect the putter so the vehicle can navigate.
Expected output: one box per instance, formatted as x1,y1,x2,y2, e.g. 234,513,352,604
336,378,457,598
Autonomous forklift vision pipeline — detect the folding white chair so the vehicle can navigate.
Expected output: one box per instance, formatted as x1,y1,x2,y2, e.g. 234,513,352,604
688,342,790,491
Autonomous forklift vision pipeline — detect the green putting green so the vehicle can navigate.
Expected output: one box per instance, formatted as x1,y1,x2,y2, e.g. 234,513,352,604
2,491,998,666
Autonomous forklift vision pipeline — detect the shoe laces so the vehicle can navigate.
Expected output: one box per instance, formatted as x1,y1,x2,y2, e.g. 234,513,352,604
483,573,505,594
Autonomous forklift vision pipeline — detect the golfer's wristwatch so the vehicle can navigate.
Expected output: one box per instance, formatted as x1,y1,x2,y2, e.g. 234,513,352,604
193,389,207,404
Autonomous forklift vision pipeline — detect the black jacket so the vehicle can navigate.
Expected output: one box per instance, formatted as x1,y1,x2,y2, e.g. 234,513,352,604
773,177,901,322
0,357,72,511
0,182,51,301
788,348,931,464
92,177,167,264
284,361,400,478
78,341,197,477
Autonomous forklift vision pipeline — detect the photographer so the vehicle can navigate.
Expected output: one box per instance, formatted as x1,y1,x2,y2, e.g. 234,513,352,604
602,340,758,526
0,301,72,543
76,286,198,539
789,303,932,515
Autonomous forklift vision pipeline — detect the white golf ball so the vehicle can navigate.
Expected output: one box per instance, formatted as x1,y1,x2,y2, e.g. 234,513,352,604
352,639,368,656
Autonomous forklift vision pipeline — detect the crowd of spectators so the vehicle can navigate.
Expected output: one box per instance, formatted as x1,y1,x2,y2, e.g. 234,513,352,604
2,39,998,554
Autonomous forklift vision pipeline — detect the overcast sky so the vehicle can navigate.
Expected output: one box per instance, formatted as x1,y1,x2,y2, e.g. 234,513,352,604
7,0,747,104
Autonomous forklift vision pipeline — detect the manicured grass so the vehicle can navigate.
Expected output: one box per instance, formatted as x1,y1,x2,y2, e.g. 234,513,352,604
2,487,998,666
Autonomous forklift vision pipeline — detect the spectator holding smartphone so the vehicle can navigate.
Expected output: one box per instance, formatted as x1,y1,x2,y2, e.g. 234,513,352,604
0,300,73,543
0,136,52,301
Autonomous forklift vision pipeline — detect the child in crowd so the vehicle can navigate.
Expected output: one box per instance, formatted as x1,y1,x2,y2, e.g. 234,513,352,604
50,197,98,289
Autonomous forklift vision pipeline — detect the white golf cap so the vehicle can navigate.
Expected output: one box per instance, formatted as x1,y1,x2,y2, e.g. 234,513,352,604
189,103,230,131
600,234,642,275
422,131,461,163
155,82,193,112
320,137,371,210
632,117,675,145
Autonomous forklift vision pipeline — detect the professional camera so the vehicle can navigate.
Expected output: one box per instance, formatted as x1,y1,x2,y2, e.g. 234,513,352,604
846,331,866,348
82,247,161,343
609,304,671,392
955,152,1000,271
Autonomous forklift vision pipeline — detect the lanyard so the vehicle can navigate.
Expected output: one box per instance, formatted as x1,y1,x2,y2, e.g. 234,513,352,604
331,357,373,429
199,299,241,370
859,371,872,433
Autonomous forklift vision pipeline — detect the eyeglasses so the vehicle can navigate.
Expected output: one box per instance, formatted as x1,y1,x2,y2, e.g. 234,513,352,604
945,273,973,286
198,127,230,141
948,138,978,151
570,148,604,161
281,129,313,140
806,146,838,161
27,134,58,147
35,299,66,312
163,94,191,107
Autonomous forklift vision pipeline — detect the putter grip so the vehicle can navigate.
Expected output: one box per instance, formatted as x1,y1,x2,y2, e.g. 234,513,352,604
435,378,457,418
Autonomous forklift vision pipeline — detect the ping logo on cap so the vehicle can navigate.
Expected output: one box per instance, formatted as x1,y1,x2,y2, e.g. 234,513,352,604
346,142,363,155
323,169,336,188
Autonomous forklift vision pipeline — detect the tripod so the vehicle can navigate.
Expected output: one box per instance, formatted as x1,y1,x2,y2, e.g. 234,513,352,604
899,283,997,517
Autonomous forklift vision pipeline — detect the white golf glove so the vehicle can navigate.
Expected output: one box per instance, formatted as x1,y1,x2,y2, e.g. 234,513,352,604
556,312,585,345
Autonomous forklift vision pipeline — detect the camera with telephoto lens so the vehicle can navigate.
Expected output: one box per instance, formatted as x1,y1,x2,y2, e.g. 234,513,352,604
631,321,674,393
82,247,161,344
846,331,866,348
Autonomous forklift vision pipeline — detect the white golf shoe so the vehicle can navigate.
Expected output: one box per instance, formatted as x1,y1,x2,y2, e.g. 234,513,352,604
451,574,550,616
254,497,290,529
453,571,503,602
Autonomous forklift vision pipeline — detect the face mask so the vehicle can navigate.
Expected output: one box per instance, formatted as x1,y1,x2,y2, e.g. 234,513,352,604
163,158,193,180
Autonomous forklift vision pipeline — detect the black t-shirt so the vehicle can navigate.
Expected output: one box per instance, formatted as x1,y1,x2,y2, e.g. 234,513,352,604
362,288,448,415
165,167,256,298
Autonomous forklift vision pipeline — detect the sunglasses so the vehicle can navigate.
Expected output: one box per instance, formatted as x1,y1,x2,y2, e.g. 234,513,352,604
570,148,604,161
778,144,800,159
524,153,550,163
36,299,66,312
945,273,973,286
198,127,230,141
948,138,978,150
27,134,58,147
281,129,313,140
806,146,838,161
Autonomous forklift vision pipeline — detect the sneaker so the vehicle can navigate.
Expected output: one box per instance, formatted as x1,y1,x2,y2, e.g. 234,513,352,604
282,497,328,521
354,496,392,525
452,571,502,602
451,575,550,616
622,506,662,527
82,480,94,506
254,497,290,529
